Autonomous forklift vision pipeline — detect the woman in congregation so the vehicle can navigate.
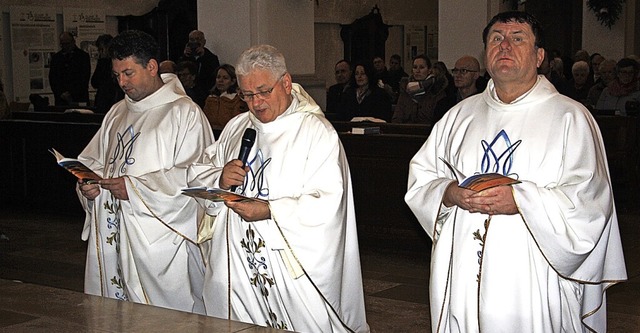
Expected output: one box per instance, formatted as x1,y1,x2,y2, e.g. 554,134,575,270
201,64,249,129
392,54,448,124
336,62,392,122
596,57,640,115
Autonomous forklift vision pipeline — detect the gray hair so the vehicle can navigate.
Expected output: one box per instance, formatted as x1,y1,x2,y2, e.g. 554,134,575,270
572,60,589,74
235,44,287,80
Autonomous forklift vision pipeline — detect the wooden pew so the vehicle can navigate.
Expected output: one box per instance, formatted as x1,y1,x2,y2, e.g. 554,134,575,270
0,118,102,214
594,115,639,208
1,114,633,253
334,122,432,252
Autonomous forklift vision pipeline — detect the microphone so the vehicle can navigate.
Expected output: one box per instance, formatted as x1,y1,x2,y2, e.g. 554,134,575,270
230,128,256,192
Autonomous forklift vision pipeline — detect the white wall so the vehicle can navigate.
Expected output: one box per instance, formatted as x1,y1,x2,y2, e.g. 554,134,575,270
437,0,515,70
198,0,314,74
197,1,251,66
582,3,627,60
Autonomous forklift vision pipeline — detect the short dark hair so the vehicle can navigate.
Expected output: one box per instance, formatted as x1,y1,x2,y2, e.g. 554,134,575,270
616,57,640,74
390,54,402,62
109,30,158,67
335,59,351,69
178,61,198,75
95,34,113,48
482,11,544,49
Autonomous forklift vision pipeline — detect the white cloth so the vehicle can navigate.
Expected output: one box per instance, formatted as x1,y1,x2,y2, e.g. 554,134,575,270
77,73,215,313
189,83,369,332
405,76,627,333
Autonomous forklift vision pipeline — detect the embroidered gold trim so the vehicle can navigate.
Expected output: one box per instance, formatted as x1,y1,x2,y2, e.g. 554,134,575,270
435,208,457,333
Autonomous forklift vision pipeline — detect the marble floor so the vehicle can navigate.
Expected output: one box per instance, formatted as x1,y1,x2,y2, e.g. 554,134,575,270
0,204,639,332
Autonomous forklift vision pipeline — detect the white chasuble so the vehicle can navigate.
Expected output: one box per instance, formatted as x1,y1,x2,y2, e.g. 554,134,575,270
190,84,369,332
77,74,215,313
406,76,627,333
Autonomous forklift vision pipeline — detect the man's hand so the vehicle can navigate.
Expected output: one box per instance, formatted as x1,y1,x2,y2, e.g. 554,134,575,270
443,182,518,215
466,185,518,215
99,177,129,200
442,181,477,210
225,200,270,222
183,45,193,57
78,181,101,200
183,43,203,58
220,160,249,190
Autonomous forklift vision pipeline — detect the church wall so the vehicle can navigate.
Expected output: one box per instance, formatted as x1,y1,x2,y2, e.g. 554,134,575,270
0,0,637,103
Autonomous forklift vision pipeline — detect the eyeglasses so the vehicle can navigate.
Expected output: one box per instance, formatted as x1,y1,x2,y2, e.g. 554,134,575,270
451,68,478,75
238,74,285,102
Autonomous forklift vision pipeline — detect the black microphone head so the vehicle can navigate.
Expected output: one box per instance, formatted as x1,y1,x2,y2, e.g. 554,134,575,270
232,128,257,191
242,128,256,146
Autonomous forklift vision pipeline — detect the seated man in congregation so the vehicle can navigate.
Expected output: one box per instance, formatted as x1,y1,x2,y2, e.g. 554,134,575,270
325,59,352,115
387,54,409,102
563,60,593,106
433,55,488,122
587,59,616,109
159,60,178,74
336,62,392,122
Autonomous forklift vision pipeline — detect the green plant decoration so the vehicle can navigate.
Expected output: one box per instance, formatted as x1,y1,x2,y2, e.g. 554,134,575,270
587,0,625,28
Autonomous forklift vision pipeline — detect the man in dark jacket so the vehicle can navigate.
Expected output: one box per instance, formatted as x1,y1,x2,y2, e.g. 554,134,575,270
49,31,91,106
179,30,220,95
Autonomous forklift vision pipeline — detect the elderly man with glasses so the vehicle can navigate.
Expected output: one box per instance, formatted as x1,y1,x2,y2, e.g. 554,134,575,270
188,44,369,333
434,55,488,121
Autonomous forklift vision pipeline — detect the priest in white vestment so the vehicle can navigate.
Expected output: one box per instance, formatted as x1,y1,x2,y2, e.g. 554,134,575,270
77,30,215,313
188,45,369,333
405,12,627,332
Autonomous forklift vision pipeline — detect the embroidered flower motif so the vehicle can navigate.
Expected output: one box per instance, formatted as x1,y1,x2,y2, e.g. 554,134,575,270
103,194,127,300
240,224,287,329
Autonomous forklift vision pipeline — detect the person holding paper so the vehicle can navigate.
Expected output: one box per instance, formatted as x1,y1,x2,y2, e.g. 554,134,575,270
405,11,626,332
188,44,369,333
76,30,215,313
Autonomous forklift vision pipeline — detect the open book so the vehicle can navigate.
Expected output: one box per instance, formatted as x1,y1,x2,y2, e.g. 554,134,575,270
49,148,102,184
181,186,266,203
439,157,520,192
350,116,387,123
